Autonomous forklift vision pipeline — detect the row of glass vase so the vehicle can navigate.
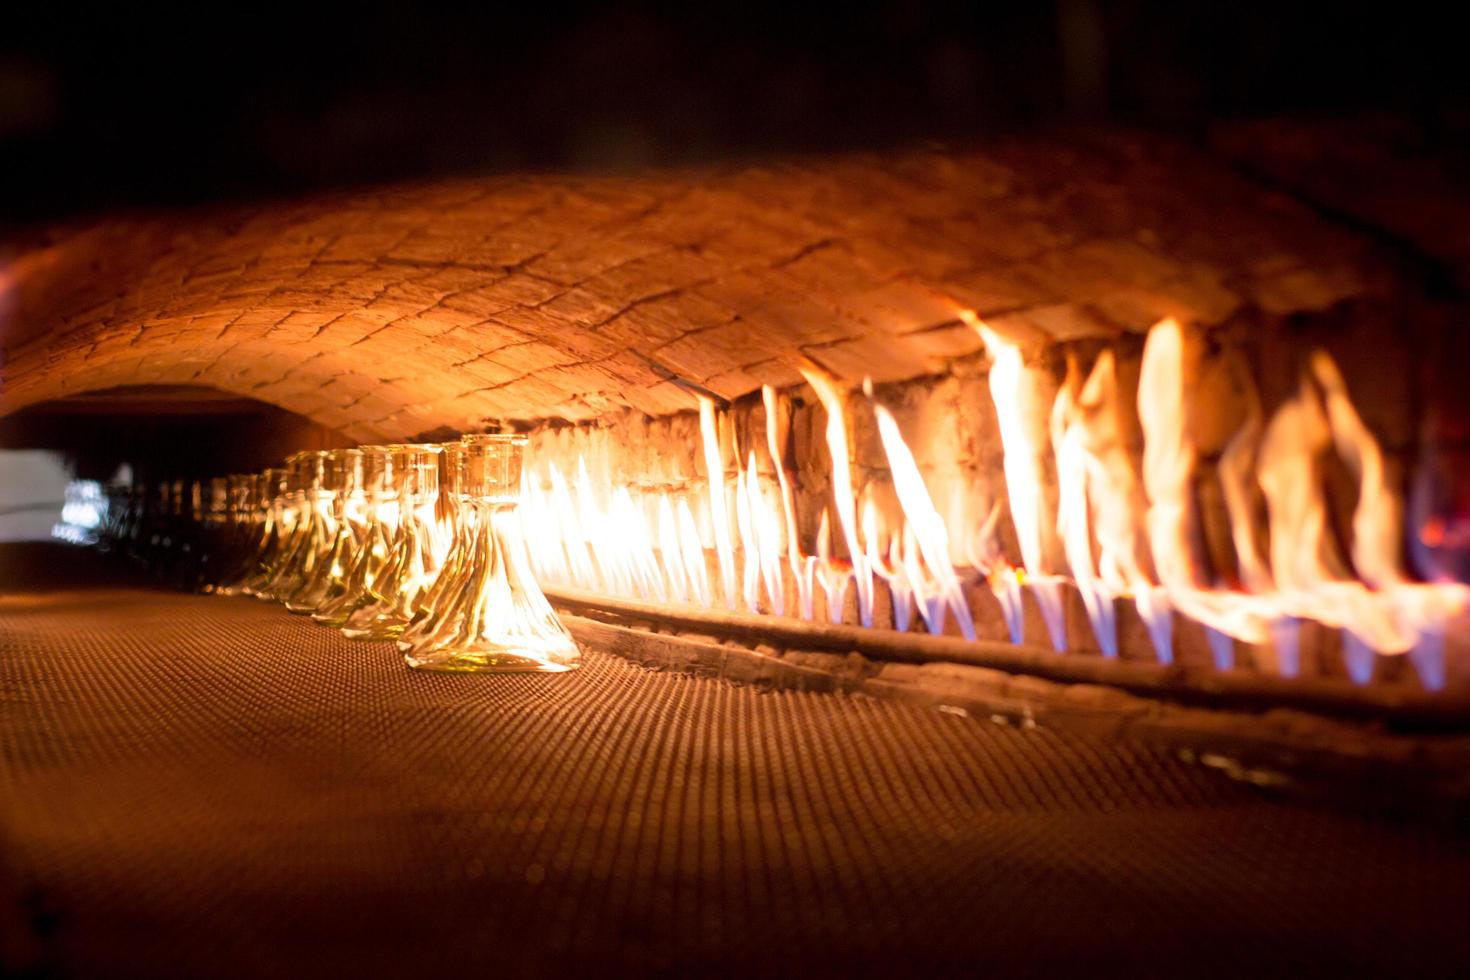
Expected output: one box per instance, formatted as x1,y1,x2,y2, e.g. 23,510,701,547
98,434,581,673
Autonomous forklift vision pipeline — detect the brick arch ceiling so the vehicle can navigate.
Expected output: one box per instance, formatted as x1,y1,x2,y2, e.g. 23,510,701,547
1,134,1375,442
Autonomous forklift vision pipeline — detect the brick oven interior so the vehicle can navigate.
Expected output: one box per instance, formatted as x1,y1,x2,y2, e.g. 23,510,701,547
4,5,1470,976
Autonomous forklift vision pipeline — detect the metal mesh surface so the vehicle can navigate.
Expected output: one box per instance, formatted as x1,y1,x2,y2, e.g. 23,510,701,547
2,547,1470,978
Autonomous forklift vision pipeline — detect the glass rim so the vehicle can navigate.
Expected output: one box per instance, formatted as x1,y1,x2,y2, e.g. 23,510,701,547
460,433,527,447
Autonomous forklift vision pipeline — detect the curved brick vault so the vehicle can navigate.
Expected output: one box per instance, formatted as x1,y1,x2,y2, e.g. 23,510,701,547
1,133,1382,442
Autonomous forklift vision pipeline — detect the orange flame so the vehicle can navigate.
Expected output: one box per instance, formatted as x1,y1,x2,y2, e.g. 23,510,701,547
869,387,974,639
1051,359,1116,654
964,310,1067,650
734,458,759,612
798,360,875,627
1313,351,1403,588
963,313,1045,575
510,310,1463,691
655,494,687,602
863,498,912,631
676,496,712,606
814,507,851,624
1054,350,1172,660
763,385,809,616
740,451,786,615
698,396,738,609
1138,320,1279,656
1138,318,1468,684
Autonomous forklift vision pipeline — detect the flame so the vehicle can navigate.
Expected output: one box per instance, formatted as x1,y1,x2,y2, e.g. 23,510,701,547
898,526,932,631
964,310,1067,650
1052,365,1116,655
698,396,737,608
506,309,1462,693
1053,350,1172,661
763,385,808,617
864,499,911,631
814,508,851,624
1138,320,1281,655
740,451,786,615
964,312,1045,575
1137,318,1468,684
869,388,974,639
655,494,687,602
1255,366,1410,675
733,457,760,613
548,461,596,587
1217,363,1273,594
522,456,715,610
1313,351,1399,587
797,360,874,627
1306,350,1466,684
1253,352,1470,673
949,488,1024,643
677,497,712,606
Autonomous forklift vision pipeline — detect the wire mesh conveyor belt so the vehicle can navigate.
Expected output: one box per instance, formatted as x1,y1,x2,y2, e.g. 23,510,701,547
3,545,1470,977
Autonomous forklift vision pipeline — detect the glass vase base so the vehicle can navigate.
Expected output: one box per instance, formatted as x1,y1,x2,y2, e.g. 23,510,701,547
404,643,580,674
285,583,347,615
341,616,409,642
310,609,354,628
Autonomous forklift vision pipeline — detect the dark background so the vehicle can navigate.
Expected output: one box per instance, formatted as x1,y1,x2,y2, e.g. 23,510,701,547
2,1,1468,222
0,392,349,481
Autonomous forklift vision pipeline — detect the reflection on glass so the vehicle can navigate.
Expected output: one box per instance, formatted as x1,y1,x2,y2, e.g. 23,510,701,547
286,449,364,614
256,452,325,602
212,474,262,596
311,447,399,628
341,445,448,641
401,434,580,673
92,433,581,680
248,467,302,599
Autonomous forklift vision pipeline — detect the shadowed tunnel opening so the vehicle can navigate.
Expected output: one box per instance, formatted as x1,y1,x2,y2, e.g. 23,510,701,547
0,385,348,482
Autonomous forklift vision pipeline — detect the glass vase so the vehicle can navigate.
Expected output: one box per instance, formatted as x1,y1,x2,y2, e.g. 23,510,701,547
394,444,466,646
401,433,580,673
247,465,303,599
341,445,449,640
311,447,400,628
285,449,364,613
231,470,288,597
212,474,264,596
255,452,331,602
193,477,231,592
